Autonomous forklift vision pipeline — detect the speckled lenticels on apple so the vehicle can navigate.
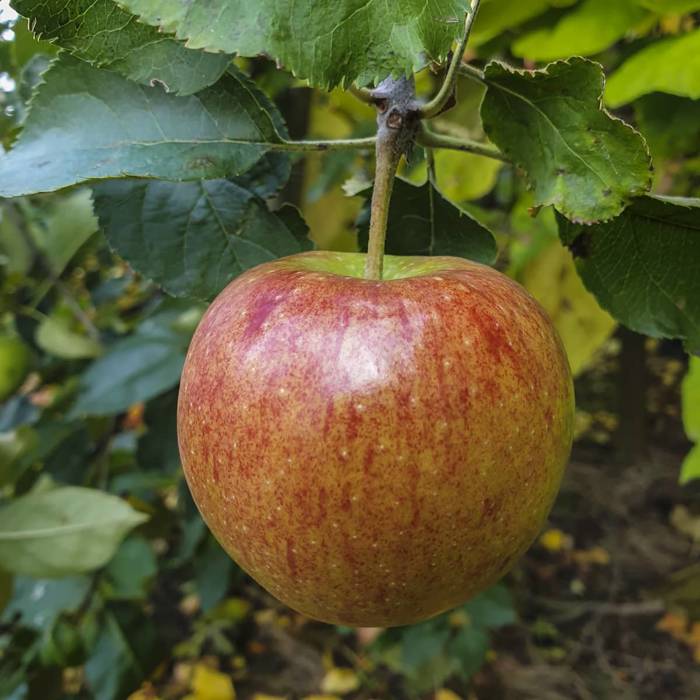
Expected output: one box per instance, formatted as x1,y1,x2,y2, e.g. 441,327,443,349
177,250,574,627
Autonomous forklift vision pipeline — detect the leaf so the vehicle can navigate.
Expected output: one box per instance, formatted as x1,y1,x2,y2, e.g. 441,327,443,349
194,535,234,612
512,0,647,61
406,149,502,203
357,178,497,264
35,316,103,359
683,358,700,441
0,56,285,198
481,58,652,223
186,664,236,700
320,668,360,695
119,0,471,89
13,0,232,95
28,188,97,275
463,584,517,628
681,357,700,484
634,94,700,160
638,0,700,11
558,195,700,353
681,445,700,485
104,536,157,600
71,334,185,416
471,0,556,47
605,29,700,107
0,486,147,577
85,612,144,700
94,179,312,301
1,576,91,629
518,231,617,375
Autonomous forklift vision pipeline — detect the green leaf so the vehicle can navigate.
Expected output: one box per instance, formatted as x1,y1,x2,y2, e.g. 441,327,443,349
512,0,647,61
558,195,700,353
358,178,497,264
464,584,517,628
0,487,147,577
682,358,700,442
637,0,700,15
681,358,700,484
27,189,97,275
635,94,700,160
605,29,700,107
481,58,652,223
0,207,33,275
680,445,700,485
104,536,157,600
119,0,471,89
1,576,91,629
35,316,103,359
94,179,312,301
472,0,575,47
194,534,234,612
13,0,232,95
85,612,144,700
0,56,286,198
71,334,185,416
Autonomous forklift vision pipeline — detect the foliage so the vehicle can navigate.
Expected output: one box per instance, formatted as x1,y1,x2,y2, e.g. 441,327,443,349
681,357,700,483
0,0,699,697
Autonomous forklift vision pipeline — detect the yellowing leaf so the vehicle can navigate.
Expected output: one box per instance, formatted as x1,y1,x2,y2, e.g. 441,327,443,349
539,529,574,552
186,664,235,700
320,668,360,695
519,240,616,376
406,150,502,203
302,696,342,700
436,690,464,700
252,695,287,700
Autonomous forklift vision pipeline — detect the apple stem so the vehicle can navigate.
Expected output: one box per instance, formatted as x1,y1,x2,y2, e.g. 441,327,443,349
364,76,421,280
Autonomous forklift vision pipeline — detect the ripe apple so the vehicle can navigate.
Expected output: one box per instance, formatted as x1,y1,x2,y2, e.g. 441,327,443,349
178,251,574,627
0,334,31,401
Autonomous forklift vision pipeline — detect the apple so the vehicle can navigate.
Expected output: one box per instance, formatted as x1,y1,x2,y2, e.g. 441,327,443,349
178,251,574,627
0,335,31,402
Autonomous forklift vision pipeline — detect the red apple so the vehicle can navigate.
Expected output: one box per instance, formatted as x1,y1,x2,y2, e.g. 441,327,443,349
177,251,574,626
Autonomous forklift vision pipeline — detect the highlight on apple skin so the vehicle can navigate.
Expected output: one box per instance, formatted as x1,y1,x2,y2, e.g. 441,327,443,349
177,251,575,627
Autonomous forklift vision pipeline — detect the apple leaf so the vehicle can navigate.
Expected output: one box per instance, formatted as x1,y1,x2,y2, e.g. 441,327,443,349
1,576,91,629
0,56,286,198
94,179,313,301
511,0,647,62
558,195,700,354
481,58,652,223
471,0,559,47
118,0,471,89
12,0,232,95
605,29,700,108
634,94,700,160
681,358,700,484
71,334,186,416
357,178,497,264
0,486,147,577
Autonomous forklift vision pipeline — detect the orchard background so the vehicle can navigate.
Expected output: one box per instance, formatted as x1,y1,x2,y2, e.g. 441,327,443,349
1,0,700,698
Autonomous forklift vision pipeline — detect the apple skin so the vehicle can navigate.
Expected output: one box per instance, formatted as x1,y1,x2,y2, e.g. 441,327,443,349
178,251,574,627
